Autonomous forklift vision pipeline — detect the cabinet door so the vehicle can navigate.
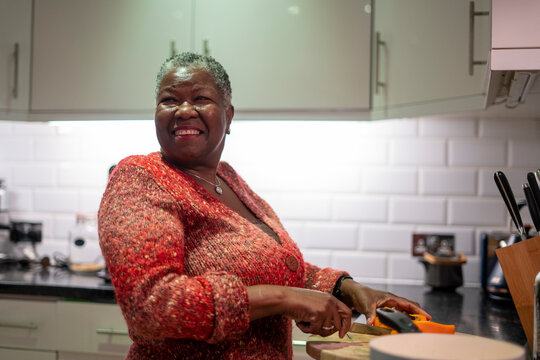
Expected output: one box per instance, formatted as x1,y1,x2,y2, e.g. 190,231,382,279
56,301,131,356
194,0,371,112
0,348,56,360
31,0,192,115
0,0,31,111
371,0,491,117
0,299,57,351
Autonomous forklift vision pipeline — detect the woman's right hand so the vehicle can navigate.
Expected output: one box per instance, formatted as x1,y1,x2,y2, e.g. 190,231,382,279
247,285,352,338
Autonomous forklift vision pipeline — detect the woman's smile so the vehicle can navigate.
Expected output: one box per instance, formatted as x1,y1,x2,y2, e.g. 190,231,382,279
173,126,204,138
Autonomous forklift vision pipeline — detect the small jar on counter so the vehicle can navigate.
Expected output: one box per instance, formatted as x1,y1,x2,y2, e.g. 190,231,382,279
68,213,105,274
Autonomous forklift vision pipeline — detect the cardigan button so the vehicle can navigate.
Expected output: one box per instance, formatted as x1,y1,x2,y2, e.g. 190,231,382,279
285,255,298,272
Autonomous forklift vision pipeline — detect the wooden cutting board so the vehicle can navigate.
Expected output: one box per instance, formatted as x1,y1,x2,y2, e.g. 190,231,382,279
306,331,377,360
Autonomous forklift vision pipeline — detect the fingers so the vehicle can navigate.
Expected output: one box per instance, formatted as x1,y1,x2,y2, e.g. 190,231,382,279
383,296,432,321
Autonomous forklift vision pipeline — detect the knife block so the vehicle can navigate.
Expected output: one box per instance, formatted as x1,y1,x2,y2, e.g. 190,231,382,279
496,235,540,352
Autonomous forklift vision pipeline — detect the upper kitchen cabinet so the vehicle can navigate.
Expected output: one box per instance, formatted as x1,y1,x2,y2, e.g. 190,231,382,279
0,0,32,113
371,0,491,119
31,0,192,118
193,0,371,114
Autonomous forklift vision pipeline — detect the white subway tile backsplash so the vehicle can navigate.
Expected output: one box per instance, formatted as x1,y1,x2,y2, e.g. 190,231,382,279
0,136,33,160
0,165,10,185
58,163,110,188
366,119,417,137
359,224,414,252
8,189,33,212
250,164,361,193
390,139,446,166
509,140,540,167
478,168,530,197
34,189,78,213
12,122,57,135
53,214,77,240
12,164,56,187
480,119,540,138
261,193,332,221
1,115,539,285
420,168,476,195
282,221,306,247
333,195,387,222
330,251,387,279
0,122,12,134
448,198,507,226
300,249,332,268
34,137,82,161
449,139,506,166
415,226,475,255
79,190,105,213
304,223,358,249
355,138,389,165
390,197,446,225
363,168,417,194
419,118,476,137
388,254,424,281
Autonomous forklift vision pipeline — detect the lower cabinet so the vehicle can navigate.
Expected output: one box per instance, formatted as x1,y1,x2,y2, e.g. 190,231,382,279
56,301,131,356
0,297,130,359
0,298,57,350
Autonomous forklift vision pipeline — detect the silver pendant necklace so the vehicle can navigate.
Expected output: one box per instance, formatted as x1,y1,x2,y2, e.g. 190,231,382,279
182,169,223,195
159,152,223,194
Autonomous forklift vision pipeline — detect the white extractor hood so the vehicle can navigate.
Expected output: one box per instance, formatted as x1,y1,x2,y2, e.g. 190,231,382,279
485,0,540,109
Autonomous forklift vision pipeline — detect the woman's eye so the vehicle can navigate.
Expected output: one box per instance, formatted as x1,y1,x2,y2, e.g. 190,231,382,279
160,98,176,105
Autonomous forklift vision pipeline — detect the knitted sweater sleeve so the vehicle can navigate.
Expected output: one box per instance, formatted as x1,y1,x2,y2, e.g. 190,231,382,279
303,262,350,294
98,160,250,343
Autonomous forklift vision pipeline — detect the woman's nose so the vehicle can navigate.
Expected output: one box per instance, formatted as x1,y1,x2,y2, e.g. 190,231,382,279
175,101,197,118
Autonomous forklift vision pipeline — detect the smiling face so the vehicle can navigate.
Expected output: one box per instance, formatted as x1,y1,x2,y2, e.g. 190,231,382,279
155,66,234,170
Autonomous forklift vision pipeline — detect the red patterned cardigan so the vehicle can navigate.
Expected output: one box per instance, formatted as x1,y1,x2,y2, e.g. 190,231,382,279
98,152,347,359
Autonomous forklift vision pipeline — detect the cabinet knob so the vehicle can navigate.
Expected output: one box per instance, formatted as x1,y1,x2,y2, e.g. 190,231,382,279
12,43,19,99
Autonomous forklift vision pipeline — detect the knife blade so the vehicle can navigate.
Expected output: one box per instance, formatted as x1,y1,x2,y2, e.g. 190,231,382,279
523,184,540,233
494,171,527,240
350,322,392,335
375,308,421,333
526,172,540,232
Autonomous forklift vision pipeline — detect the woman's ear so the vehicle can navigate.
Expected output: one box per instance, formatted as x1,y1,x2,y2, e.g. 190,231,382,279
226,105,234,133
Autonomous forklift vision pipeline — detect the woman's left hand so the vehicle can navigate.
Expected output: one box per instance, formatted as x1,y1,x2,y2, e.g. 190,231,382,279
339,279,431,325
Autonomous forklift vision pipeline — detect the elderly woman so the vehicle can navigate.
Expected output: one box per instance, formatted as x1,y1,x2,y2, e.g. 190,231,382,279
98,52,430,359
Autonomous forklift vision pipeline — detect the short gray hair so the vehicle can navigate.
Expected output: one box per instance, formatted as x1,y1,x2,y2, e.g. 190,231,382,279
155,52,232,106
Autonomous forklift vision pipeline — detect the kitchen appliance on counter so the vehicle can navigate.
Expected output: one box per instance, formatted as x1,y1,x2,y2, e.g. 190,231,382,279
0,220,43,267
68,213,105,274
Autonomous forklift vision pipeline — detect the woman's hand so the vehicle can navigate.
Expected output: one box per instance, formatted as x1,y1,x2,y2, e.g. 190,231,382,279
247,285,352,338
339,280,431,325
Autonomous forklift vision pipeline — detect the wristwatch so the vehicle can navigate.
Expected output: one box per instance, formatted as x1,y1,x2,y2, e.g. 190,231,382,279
332,276,353,300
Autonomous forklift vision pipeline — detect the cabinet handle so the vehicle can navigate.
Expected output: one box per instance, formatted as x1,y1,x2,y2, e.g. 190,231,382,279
0,321,38,330
170,40,177,58
468,1,489,76
203,39,210,56
375,32,386,94
12,43,19,98
96,328,129,336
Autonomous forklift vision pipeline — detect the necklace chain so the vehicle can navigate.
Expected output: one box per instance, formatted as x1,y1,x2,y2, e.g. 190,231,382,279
181,169,223,195
159,152,223,195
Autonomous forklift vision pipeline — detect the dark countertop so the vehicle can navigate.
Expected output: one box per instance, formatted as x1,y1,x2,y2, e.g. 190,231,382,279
0,265,115,303
0,267,528,350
